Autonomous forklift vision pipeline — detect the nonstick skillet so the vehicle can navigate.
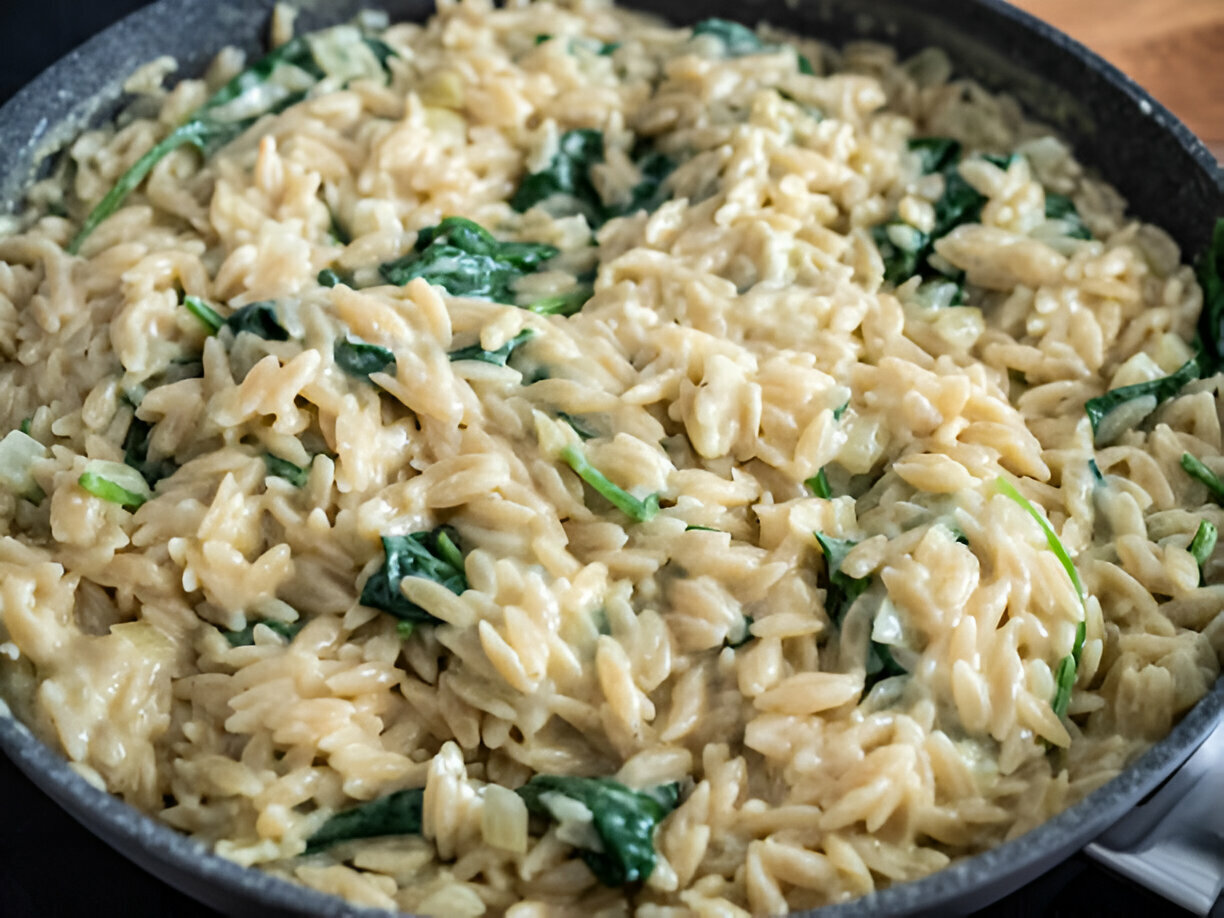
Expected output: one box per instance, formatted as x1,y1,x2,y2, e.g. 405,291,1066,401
0,1,1221,915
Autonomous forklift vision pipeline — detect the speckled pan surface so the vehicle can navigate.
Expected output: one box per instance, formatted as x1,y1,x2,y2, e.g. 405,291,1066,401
0,1,1221,916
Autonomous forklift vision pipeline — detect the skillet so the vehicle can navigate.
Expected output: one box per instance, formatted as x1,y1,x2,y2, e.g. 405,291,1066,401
0,1,1221,915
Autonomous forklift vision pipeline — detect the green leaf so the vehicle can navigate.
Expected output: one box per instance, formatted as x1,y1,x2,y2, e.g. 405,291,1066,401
559,444,660,523
183,295,224,334
516,776,679,886
872,221,930,287
865,641,907,690
18,418,31,436
305,788,424,853
833,401,849,421
557,412,599,441
1089,458,1104,484
995,477,1086,606
68,35,326,254
448,330,534,367
1084,355,1201,445
604,151,677,221
907,137,961,175
1051,653,1076,719
359,528,468,624
1196,218,1224,375
511,129,605,222
805,468,831,499
222,619,304,647
797,53,815,75
1044,193,1092,240
334,335,394,379
79,460,151,509
379,216,558,301
264,453,309,487
396,620,416,640
68,120,234,254
813,532,871,624
685,524,719,533
1190,520,1217,579
691,18,766,56
995,477,1088,719
223,301,289,341
511,131,674,227
1182,452,1224,502
933,169,987,240
123,417,177,486
317,267,352,288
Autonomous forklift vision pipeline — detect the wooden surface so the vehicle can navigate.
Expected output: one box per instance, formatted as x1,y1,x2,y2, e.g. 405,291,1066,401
1008,0,1224,160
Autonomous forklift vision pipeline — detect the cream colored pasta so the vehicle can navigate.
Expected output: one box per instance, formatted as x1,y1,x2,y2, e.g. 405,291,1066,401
0,1,1221,915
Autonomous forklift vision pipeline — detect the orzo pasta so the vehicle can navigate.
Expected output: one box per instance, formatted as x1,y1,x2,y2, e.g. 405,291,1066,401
1,1,1222,915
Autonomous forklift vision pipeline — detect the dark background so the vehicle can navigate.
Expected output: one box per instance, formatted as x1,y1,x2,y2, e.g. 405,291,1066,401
0,2,1198,917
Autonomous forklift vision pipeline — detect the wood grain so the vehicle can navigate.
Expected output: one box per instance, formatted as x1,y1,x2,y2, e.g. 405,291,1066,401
1009,0,1224,160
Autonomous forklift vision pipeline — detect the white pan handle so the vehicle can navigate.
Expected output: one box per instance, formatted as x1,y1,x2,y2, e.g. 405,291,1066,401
1084,719,1224,915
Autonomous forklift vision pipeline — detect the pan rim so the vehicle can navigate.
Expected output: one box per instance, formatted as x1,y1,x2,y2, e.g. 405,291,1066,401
0,1,1221,915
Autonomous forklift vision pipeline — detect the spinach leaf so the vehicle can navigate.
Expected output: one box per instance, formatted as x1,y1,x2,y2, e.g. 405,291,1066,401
448,330,534,367
527,286,593,317
1084,355,1201,445
1044,193,1092,240
124,416,177,486
995,477,1087,719
317,267,352,288
511,129,605,221
813,533,871,624
1190,519,1217,581
559,444,660,523
1182,452,1224,502
557,412,599,440
605,151,677,221
516,776,679,886
18,418,31,436
183,295,224,334
334,336,394,379
805,468,832,499
264,453,309,487
1196,217,1224,374
691,18,766,56
222,619,304,647
685,524,720,532
224,301,289,341
1089,458,1104,484
932,169,987,239
865,641,907,689
872,221,930,287
359,528,468,625
871,146,990,291
305,788,424,853
908,137,961,175
69,35,339,254
512,131,675,228
379,216,558,302
834,400,849,421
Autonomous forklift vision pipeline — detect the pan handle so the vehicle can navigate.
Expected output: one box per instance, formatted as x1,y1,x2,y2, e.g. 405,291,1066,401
1084,719,1224,915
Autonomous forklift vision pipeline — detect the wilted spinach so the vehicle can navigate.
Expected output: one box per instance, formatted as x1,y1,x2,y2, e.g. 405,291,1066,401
379,216,558,302
360,528,468,625
334,336,394,379
304,788,424,853
516,775,680,886
448,330,534,366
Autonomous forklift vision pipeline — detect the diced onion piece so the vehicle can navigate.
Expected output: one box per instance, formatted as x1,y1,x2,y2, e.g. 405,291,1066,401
0,430,48,501
308,25,387,85
78,459,152,509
